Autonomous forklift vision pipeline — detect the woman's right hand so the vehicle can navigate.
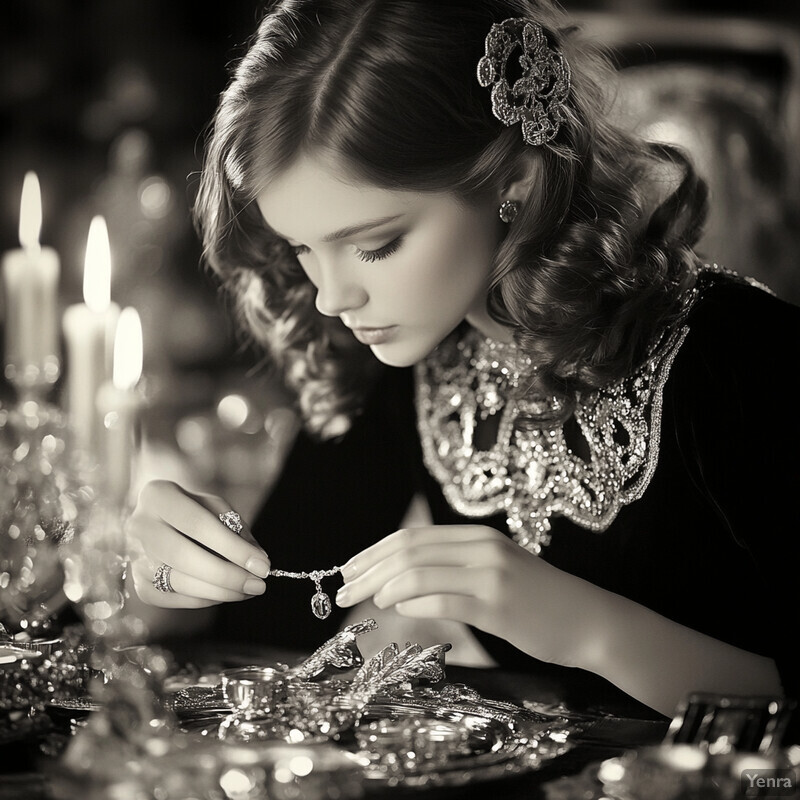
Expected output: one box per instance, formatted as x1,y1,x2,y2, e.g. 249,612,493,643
127,479,271,608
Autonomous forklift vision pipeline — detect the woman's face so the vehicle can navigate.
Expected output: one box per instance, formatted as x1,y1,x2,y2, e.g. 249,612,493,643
255,153,511,367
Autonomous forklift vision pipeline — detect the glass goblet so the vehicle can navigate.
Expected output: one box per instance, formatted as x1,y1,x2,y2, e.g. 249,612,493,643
217,666,288,742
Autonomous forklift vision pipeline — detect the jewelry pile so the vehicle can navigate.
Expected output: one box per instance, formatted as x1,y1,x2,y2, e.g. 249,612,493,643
39,617,578,797
164,619,576,791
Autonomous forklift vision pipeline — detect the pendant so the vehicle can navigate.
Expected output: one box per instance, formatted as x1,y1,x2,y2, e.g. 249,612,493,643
311,590,332,620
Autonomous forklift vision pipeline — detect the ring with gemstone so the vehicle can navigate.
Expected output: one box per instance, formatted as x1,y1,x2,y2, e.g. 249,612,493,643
219,510,243,534
153,563,175,593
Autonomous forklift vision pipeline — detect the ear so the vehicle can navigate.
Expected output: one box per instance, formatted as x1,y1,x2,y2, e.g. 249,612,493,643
499,152,541,204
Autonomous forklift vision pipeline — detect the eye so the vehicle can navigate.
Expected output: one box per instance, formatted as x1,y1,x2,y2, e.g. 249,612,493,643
354,236,404,263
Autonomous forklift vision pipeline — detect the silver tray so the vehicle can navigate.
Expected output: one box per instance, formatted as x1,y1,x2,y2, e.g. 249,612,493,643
174,684,577,789
354,690,575,787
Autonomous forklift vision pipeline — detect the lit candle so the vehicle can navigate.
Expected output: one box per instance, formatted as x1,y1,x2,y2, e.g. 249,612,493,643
62,216,120,455
1,172,60,392
96,307,143,507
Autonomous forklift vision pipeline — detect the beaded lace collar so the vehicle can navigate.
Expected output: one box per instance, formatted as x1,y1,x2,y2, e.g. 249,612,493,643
415,276,707,555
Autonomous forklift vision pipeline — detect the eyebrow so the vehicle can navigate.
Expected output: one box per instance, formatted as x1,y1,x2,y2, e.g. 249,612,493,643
269,213,404,245
321,214,404,242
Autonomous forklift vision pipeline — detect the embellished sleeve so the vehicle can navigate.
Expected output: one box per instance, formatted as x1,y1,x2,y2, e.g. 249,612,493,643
668,276,800,707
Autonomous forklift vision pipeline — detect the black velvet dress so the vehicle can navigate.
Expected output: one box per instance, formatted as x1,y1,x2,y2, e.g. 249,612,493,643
213,269,800,731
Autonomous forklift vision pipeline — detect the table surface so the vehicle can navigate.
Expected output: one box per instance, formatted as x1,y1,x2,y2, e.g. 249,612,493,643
1,639,671,800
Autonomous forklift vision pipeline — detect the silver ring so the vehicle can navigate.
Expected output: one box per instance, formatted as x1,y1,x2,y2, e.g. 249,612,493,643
153,563,175,593
219,510,243,534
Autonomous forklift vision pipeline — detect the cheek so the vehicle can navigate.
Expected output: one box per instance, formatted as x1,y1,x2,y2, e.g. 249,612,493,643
296,255,318,285
425,216,496,293
371,208,497,316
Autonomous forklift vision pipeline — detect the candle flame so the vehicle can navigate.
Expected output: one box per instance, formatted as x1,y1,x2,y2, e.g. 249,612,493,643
113,307,143,390
83,216,111,313
19,171,42,252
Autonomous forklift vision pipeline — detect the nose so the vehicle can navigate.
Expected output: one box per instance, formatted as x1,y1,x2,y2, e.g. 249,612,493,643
314,261,368,318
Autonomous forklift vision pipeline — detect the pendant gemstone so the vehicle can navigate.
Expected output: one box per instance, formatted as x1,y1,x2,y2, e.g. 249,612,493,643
311,591,332,619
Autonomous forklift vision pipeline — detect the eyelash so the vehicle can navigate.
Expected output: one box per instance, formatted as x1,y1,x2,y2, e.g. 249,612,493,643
290,236,404,264
355,236,404,263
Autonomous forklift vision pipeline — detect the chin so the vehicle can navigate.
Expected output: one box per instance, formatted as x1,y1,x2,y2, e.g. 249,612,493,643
370,339,436,368
370,347,417,368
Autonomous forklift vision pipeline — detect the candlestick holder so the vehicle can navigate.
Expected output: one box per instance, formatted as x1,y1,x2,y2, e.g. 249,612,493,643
0,362,166,746
0,368,103,743
51,440,180,789
39,488,179,792
0,377,90,639
4,355,61,401
50,634,179,799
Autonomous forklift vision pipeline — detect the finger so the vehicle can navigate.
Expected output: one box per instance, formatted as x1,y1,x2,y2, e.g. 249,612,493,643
372,566,491,609
237,528,261,549
138,481,270,577
395,593,484,626
160,565,258,603
337,538,506,607
132,518,266,595
341,526,499,582
194,496,268,569
189,498,261,550
130,558,225,609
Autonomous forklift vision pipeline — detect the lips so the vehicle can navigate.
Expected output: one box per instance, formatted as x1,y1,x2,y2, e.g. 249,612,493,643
350,326,398,345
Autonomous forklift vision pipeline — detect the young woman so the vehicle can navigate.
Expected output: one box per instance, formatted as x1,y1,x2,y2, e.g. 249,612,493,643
127,0,800,725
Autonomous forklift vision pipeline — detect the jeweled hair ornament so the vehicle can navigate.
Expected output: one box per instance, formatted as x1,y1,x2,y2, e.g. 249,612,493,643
477,17,571,146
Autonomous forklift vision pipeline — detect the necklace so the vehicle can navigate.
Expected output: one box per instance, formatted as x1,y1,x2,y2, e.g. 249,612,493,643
218,512,341,619
415,297,696,553
269,567,342,619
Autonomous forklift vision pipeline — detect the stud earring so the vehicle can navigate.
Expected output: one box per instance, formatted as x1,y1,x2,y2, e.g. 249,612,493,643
499,200,520,224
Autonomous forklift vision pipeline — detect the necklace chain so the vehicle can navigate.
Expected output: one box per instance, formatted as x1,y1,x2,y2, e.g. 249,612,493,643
217,512,341,620
268,567,342,619
270,567,341,581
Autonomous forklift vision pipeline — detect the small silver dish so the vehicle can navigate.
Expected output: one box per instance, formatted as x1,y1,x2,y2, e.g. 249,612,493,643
220,666,286,712
217,666,289,742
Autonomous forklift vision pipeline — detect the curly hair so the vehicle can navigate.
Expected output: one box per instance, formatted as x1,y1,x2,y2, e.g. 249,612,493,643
193,0,707,438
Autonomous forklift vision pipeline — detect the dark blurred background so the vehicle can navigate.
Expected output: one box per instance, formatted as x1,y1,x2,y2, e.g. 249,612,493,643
2,0,800,513
1,2,266,376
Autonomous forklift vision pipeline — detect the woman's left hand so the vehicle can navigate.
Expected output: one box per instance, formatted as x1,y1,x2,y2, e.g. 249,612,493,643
336,525,602,669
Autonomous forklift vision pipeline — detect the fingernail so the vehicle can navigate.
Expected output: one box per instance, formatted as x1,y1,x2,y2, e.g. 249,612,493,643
246,557,270,578
341,562,358,581
335,586,350,606
243,578,266,595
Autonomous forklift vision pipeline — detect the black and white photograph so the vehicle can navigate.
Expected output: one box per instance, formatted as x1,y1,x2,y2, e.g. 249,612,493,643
2,1,799,798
